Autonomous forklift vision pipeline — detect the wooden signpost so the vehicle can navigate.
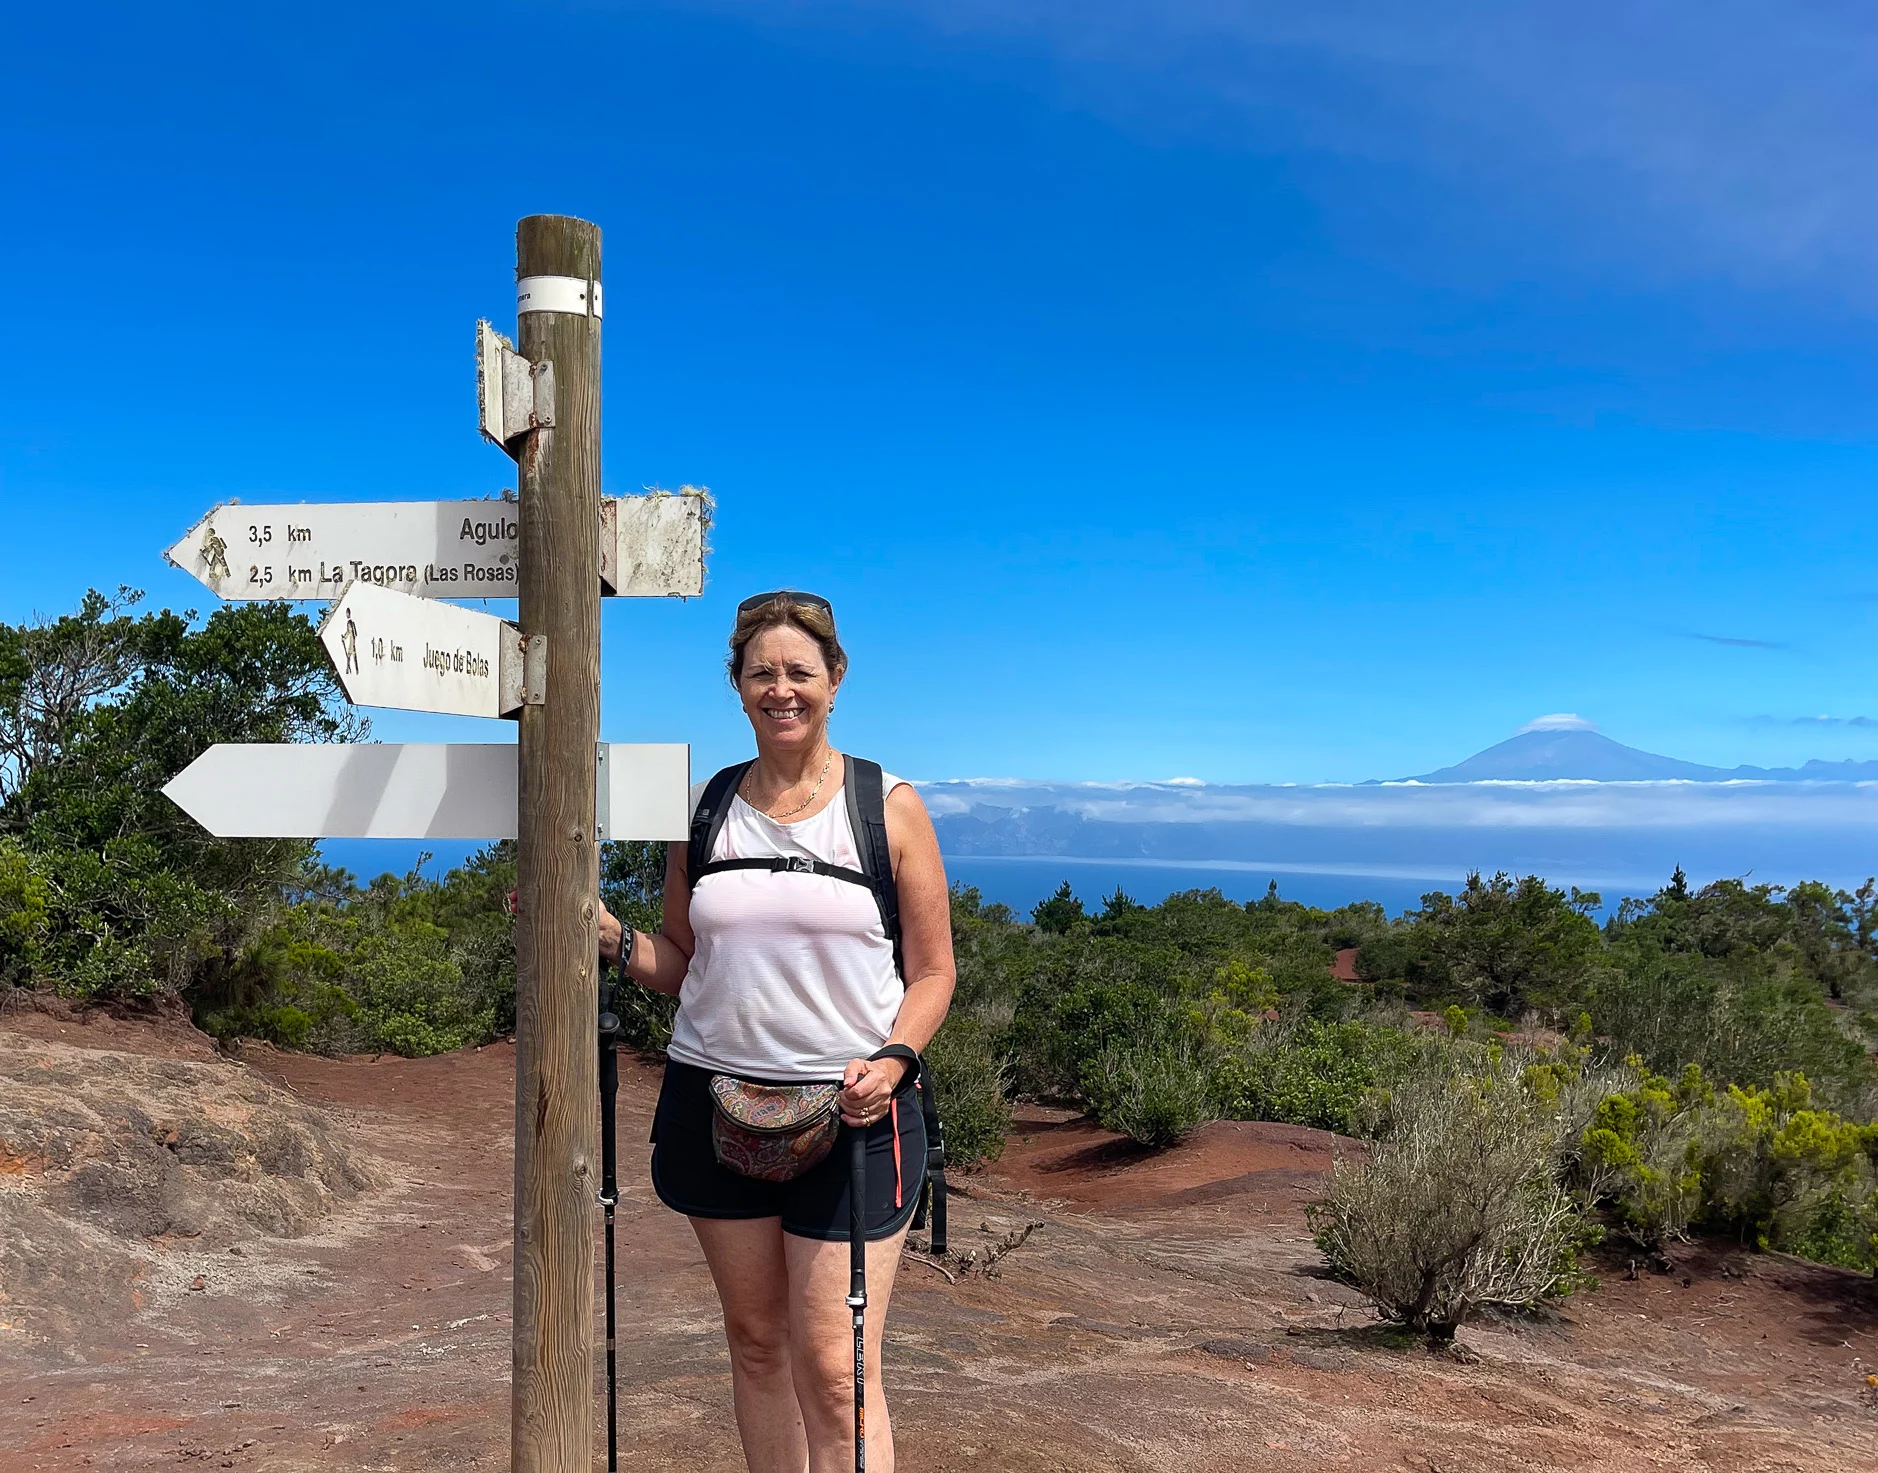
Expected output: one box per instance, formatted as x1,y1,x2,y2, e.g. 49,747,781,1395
159,215,697,1473
509,216,603,1473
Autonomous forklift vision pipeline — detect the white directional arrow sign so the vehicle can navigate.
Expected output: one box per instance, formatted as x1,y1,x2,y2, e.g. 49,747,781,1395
162,742,690,840
167,499,521,601
320,581,528,719
166,492,705,602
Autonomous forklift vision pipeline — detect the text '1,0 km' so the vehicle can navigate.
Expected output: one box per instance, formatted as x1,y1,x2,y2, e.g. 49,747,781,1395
165,491,706,601
319,580,534,720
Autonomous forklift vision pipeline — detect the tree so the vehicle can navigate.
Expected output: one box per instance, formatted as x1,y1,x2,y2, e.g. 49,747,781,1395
1402,871,1603,1018
0,587,161,800
1031,881,1086,934
1,591,357,999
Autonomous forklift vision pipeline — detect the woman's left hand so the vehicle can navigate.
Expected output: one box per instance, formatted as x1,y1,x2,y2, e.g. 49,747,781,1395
839,1054,906,1127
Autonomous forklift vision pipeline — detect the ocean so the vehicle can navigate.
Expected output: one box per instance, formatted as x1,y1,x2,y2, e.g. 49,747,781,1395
316,839,1578,919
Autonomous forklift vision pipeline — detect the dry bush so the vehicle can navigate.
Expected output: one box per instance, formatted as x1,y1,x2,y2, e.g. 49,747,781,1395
1310,1060,1587,1338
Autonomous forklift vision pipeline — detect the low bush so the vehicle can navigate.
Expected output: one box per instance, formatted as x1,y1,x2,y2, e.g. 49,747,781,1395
0,837,50,983
923,1014,1013,1169
347,920,493,1057
1083,1040,1213,1148
1311,1058,1591,1338
1697,1073,1878,1269
1574,1061,1706,1249
1212,1018,1419,1134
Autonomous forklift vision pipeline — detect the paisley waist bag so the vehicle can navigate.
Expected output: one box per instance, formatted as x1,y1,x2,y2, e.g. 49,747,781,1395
708,1075,842,1182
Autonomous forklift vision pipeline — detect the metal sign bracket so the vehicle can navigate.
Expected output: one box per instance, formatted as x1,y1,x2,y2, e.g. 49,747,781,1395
477,320,556,454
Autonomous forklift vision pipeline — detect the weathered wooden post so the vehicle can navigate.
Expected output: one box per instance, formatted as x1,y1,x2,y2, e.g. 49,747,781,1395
511,213,603,1473
162,210,708,1462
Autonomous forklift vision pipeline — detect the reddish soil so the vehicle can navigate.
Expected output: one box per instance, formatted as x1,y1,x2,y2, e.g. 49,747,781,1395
3,1005,1876,1471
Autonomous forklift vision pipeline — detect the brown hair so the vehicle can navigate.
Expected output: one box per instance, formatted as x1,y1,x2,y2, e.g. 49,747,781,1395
727,594,849,685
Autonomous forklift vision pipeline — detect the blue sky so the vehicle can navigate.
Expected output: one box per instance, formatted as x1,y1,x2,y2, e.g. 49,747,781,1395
7,0,1878,786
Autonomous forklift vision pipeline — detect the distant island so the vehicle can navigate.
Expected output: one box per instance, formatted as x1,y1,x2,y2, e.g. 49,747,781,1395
1397,723,1878,784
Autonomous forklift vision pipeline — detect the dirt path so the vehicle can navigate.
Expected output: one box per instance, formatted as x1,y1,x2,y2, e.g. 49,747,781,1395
3,1012,1876,1471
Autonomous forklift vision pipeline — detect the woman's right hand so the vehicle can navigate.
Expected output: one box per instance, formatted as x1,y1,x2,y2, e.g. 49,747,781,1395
597,900,624,965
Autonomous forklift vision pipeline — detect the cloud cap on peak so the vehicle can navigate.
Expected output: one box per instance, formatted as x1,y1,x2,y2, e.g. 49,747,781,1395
1519,713,1598,734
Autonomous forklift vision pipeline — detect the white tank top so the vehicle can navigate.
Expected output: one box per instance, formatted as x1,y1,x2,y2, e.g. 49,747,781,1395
665,772,909,1081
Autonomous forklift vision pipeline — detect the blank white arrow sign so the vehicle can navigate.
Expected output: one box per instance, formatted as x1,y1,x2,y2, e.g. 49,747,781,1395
162,743,690,840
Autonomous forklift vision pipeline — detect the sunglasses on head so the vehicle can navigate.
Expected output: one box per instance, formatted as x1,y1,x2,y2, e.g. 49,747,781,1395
737,589,833,616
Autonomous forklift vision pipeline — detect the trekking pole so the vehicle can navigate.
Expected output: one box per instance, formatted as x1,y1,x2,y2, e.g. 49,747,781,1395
597,965,622,1473
847,1122,868,1473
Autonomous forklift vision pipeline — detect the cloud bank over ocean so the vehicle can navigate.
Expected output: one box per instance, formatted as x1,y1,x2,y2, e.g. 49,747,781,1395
920,777,1878,894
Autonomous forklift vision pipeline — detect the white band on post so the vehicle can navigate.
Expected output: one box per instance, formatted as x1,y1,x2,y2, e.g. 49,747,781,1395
516,275,602,318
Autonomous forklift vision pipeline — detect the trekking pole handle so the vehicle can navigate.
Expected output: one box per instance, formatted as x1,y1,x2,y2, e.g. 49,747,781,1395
597,955,621,1208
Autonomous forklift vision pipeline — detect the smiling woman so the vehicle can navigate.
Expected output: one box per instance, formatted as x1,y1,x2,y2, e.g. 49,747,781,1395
597,589,955,1473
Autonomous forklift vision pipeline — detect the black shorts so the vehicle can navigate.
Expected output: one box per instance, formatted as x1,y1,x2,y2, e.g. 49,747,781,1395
650,1060,926,1242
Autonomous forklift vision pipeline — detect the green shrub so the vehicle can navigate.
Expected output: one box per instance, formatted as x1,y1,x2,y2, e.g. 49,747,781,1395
2,592,350,1002
1398,871,1605,1018
218,893,493,1058
1576,1061,1706,1248
0,838,50,981
1083,1041,1212,1148
348,919,490,1056
1591,948,1873,1110
1210,1018,1417,1134
199,1001,320,1051
924,1014,1014,1169
1697,1073,1878,1269
1008,973,1184,1099
1562,1062,1878,1268
1031,881,1087,935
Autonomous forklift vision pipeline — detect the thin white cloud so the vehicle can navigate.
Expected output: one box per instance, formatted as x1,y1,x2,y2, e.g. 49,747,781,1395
717,1,1878,304
1518,713,1595,733
917,776,1878,831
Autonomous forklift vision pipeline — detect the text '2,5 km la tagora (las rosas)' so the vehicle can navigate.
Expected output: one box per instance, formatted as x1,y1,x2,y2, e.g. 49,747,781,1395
166,491,706,602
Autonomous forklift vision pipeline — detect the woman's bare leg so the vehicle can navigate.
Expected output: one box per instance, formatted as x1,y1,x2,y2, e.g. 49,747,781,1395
691,1216,809,1473
783,1225,909,1473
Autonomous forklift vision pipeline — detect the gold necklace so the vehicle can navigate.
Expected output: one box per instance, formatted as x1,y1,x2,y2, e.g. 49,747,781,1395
746,749,833,820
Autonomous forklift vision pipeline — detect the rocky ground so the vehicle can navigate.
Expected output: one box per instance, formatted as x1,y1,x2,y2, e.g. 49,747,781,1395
2,998,1875,1471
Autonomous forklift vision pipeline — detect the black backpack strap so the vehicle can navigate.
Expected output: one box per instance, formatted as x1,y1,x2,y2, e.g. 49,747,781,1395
843,755,903,980
694,855,873,887
687,762,752,889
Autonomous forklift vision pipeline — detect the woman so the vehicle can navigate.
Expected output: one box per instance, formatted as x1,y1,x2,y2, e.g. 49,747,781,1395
600,589,955,1473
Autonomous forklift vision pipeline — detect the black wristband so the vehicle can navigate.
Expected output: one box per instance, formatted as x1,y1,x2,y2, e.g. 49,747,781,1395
620,926,635,972
869,1044,922,1093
